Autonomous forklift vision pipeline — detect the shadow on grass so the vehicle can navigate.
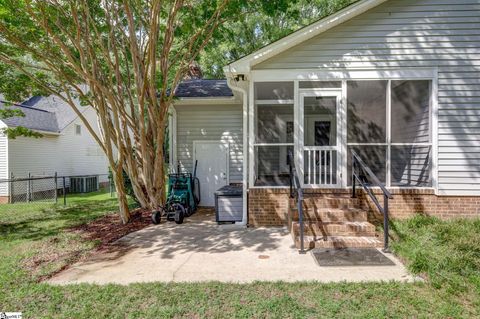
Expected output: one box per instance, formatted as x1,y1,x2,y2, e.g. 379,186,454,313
0,197,135,243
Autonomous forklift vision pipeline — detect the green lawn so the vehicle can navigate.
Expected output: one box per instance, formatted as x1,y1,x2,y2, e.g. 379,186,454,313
0,194,479,318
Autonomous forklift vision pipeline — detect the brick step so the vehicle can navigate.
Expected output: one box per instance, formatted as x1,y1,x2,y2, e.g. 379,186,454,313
289,208,368,223
291,221,376,237
303,197,362,209
295,235,383,249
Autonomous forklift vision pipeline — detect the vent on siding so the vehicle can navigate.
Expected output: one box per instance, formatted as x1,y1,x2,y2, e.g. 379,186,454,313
70,176,99,193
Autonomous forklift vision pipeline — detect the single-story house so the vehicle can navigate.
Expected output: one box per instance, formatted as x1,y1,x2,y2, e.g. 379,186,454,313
169,0,480,248
0,95,109,202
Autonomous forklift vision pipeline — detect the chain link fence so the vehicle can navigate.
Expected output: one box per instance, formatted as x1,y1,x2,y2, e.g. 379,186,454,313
0,173,114,211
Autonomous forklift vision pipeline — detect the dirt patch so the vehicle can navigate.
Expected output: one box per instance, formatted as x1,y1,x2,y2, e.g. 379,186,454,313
70,208,152,252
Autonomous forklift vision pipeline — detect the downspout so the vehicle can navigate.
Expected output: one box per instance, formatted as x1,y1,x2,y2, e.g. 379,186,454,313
227,77,248,227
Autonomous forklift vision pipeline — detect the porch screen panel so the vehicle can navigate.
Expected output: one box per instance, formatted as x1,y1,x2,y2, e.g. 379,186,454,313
391,146,431,187
390,80,432,186
255,145,292,186
253,82,294,186
347,81,387,143
348,146,387,184
391,80,430,144
256,104,294,144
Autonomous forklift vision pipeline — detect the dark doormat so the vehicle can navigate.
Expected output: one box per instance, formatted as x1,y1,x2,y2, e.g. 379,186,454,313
311,248,396,267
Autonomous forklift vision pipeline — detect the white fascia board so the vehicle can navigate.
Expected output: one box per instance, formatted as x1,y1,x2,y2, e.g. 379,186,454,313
31,129,62,136
173,97,240,106
223,0,389,75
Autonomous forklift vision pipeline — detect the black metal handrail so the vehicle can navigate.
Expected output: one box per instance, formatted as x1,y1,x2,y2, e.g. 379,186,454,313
288,150,305,254
351,149,393,252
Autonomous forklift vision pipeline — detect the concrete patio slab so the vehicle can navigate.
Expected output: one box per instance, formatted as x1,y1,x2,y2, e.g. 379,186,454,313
48,210,414,285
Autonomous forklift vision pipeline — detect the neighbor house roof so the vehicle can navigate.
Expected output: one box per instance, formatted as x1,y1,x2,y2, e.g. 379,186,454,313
224,0,388,74
174,79,233,98
0,95,83,133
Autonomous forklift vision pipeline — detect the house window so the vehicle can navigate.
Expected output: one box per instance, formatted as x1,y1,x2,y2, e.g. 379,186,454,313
253,81,294,186
75,124,82,135
347,80,432,187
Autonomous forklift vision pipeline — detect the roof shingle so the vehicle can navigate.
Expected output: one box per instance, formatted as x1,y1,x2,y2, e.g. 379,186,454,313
174,79,233,98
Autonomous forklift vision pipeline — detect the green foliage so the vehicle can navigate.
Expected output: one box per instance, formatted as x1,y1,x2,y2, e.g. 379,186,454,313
392,215,480,295
200,0,359,78
108,168,139,205
2,126,42,139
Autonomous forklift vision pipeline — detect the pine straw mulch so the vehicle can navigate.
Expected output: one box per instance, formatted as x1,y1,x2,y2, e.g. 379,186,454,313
69,208,153,252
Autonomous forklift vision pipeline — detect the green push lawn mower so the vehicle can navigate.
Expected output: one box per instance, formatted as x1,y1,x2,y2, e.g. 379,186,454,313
151,161,200,224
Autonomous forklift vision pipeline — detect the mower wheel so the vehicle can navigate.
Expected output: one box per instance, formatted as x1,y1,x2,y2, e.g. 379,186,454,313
151,210,162,224
174,204,185,224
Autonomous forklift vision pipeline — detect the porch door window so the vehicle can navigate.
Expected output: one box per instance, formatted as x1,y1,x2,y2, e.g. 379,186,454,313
347,80,432,187
253,81,294,186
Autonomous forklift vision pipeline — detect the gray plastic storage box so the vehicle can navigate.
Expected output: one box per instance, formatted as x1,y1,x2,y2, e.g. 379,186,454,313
215,185,243,222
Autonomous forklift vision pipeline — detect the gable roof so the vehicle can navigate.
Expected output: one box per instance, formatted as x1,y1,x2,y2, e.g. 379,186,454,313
224,0,388,74
174,79,233,98
0,95,84,133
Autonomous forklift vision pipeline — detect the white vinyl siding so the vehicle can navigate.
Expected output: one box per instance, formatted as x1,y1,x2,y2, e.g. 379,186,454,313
175,103,243,182
8,108,109,184
0,124,8,196
254,0,480,195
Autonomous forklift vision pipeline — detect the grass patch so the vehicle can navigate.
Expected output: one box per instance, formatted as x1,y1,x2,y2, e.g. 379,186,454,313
391,215,480,302
0,196,479,318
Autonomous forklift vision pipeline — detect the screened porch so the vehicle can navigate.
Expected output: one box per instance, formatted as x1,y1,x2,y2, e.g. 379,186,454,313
250,77,433,189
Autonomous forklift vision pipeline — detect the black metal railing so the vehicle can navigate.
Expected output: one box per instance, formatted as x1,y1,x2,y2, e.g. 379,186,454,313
351,149,393,252
288,150,306,254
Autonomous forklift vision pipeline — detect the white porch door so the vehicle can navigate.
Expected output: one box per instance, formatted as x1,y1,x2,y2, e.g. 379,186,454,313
299,90,342,187
194,141,229,206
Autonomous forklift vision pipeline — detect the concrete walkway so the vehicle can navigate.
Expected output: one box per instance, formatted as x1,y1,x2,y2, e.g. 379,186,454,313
49,210,413,285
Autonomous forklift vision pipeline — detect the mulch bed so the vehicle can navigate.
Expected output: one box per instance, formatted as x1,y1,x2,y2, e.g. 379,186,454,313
70,208,152,252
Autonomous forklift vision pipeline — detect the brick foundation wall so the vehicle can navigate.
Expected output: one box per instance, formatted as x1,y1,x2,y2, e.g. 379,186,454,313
248,188,290,226
360,188,480,220
248,188,480,227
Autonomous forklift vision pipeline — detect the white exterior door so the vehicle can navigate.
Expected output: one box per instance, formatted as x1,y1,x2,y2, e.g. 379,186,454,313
194,141,229,206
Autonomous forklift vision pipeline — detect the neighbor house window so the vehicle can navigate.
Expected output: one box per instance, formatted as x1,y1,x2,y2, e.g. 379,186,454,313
75,124,82,135
253,82,294,186
347,80,432,187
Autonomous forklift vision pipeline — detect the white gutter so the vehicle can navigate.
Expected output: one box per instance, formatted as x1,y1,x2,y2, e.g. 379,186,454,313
227,77,248,227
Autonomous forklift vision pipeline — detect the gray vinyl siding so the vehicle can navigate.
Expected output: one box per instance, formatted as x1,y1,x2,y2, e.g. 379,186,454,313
254,0,480,195
175,103,243,182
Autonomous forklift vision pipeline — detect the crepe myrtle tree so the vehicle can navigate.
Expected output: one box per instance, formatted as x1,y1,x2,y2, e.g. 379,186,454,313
0,0,245,223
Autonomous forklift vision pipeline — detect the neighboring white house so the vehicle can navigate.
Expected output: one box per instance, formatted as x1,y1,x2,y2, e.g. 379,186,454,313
0,95,109,201
170,0,480,227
